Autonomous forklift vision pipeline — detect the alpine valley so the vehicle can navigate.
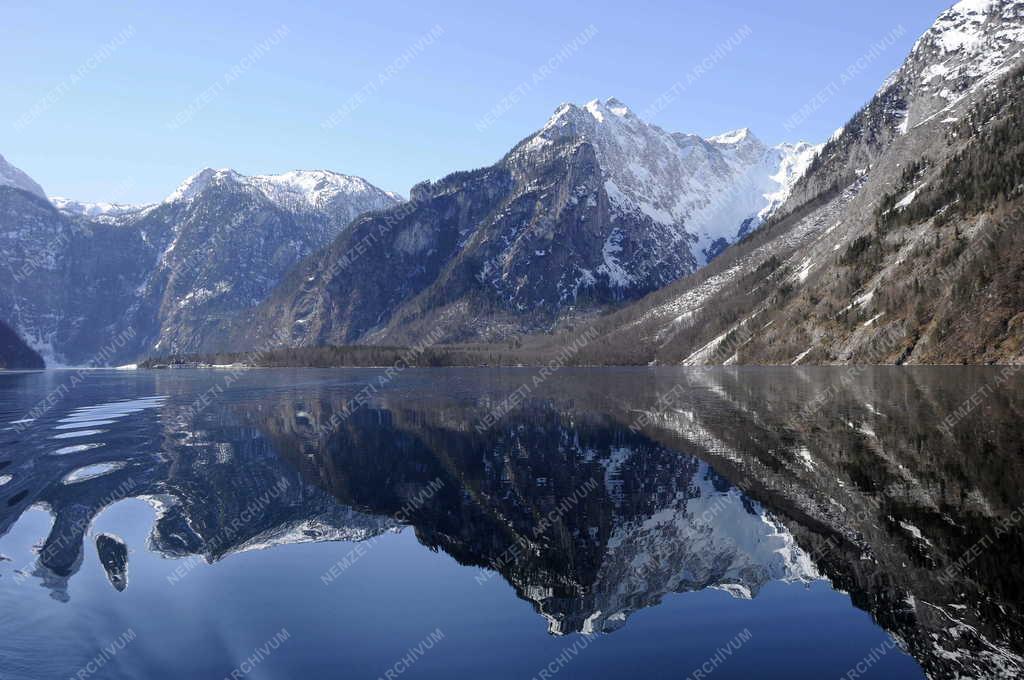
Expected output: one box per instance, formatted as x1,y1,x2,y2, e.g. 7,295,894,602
1,0,1023,368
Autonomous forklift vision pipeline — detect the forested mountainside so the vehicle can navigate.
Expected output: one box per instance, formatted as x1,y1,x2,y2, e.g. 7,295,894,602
570,0,1024,366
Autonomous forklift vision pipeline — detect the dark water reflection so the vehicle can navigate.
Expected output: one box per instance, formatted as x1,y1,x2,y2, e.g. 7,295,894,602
0,367,1022,679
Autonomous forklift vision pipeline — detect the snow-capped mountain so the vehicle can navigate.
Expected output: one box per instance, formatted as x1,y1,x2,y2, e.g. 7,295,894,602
518,99,819,264
0,153,46,200
237,99,816,350
0,162,401,365
584,0,1024,366
165,168,402,222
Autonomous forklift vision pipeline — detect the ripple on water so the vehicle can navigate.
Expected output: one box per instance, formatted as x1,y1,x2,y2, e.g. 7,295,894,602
53,420,117,430
51,443,107,456
51,429,106,440
49,395,168,442
64,396,167,422
62,462,126,484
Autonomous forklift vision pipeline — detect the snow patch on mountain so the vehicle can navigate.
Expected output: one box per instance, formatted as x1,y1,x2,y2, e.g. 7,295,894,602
761,142,824,219
51,197,153,221
249,170,403,213
165,168,238,203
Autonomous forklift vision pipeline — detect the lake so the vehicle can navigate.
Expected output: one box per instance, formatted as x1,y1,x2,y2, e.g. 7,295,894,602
1,367,1022,679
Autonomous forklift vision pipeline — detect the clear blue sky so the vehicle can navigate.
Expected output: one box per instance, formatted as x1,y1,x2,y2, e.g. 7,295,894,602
1,0,952,204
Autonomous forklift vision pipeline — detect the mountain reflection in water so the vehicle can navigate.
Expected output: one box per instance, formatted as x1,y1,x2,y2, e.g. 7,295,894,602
0,367,1022,679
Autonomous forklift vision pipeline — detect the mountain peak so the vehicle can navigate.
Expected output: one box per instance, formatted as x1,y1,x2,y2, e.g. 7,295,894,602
543,98,638,130
603,97,633,116
165,168,239,203
926,0,1006,52
0,153,47,200
913,0,1024,62
950,0,999,17
582,97,636,123
880,0,1024,131
253,169,375,197
708,128,757,145
518,98,815,270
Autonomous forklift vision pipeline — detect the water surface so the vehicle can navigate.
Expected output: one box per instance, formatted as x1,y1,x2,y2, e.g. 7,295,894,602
1,367,1022,679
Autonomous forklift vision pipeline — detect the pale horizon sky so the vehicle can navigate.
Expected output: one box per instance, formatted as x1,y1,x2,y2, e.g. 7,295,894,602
1,0,953,204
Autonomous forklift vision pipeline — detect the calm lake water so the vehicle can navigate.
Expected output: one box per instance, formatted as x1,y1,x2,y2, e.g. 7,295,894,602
1,367,1022,679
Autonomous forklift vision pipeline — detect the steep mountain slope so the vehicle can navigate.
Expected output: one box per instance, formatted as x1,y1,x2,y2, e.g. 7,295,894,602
0,186,143,365
0,163,399,364
0,153,45,200
578,0,1024,366
0,319,44,369
239,99,816,349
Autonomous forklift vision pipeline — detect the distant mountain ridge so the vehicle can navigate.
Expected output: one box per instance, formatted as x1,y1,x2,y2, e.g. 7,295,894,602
0,162,400,365
163,167,402,218
50,197,150,222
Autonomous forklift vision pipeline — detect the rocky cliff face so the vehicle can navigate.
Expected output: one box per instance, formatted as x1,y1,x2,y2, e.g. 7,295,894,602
240,99,815,349
0,319,44,369
0,186,149,365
